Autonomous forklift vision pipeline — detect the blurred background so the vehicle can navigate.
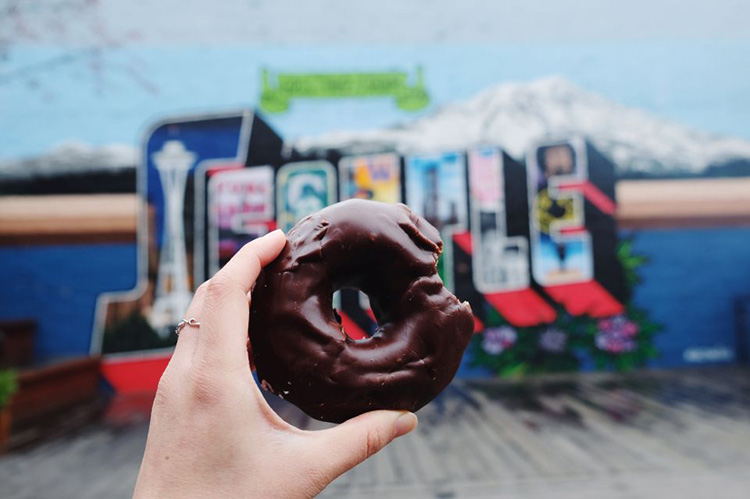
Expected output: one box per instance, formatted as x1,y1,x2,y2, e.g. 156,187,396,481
1,1,749,497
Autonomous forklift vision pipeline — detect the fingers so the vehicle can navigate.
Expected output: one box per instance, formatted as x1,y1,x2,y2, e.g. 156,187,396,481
167,280,209,371
196,230,287,370
311,411,417,480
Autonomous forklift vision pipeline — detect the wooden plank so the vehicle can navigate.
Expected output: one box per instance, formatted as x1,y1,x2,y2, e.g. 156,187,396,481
557,394,706,471
468,388,570,475
582,382,750,465
533,395,635,473
2,367,750,499
383,440,418,487
433,390,497,482
1,178,749,246
439,395,520,482
0,320,35,368
10,357,102,425
456,398,541,479
0,194,138,245
397,414,451,485
616,178,750,229
414,414,471,484
626,382,750,451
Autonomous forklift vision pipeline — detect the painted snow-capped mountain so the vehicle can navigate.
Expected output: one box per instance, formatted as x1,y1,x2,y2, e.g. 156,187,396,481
3,76,750,187
293,76,750,177
0,141,138,194
0,141,138,180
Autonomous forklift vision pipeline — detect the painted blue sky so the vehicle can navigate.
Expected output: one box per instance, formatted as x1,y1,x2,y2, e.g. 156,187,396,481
1,1,749,160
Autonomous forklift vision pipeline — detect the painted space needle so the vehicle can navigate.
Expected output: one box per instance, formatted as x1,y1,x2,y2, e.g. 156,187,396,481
150,140,196,337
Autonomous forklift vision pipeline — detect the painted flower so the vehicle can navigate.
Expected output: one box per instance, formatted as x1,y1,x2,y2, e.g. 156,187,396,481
595,315,639,353
481,326,517,355
539,327,568,353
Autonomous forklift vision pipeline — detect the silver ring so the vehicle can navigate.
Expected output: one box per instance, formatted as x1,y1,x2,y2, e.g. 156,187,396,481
175,317,200,335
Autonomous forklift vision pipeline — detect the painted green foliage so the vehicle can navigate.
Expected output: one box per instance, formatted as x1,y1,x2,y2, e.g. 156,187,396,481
103,313,177,353
470,239,661,377
260,68,429,113
0,369,18,408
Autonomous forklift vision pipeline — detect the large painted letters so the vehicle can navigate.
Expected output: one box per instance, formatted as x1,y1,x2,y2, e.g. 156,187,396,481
97,109,626,372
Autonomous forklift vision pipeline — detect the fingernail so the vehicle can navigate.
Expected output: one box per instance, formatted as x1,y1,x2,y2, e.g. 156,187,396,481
394,412,418,438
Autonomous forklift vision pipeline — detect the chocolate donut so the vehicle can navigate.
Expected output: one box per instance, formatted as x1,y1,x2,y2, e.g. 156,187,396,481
249,199,474,423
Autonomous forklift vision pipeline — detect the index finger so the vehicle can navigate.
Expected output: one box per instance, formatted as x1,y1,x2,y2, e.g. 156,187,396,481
196,229,287,369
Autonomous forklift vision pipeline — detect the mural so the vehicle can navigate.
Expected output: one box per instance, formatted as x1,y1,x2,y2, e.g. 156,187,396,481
90,104,662,378
95,112,283,353
2,1,750,385
260,68,429,113
208,166,275,275
276,161,337,232
339,153,401,204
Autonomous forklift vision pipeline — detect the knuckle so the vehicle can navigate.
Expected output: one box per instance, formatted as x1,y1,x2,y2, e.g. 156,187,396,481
205,274,236,303
186,369,223,407
363,424,389,460
237,243,263,274
194,280,211,297
153,372,175,409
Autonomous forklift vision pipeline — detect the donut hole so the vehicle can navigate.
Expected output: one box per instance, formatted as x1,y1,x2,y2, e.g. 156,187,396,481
332,288,385,340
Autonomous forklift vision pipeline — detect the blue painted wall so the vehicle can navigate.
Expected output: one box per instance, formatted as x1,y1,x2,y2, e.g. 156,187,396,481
2,226,750,369
628,227,750,367
0,244,137,361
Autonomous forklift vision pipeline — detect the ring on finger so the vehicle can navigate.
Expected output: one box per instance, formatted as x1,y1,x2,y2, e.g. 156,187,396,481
175,317,201,336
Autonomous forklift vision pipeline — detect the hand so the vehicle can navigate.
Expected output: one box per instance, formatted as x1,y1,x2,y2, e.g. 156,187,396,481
133,230,418,499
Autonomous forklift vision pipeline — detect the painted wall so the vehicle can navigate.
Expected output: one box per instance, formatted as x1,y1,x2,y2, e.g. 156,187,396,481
629,227,750,367
2,1,750,381
0,244,137,361
3,226,748,370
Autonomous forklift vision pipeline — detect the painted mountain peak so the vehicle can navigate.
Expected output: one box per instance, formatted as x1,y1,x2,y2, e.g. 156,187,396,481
0,141,138,194
3,75,750,193
293,75,750,178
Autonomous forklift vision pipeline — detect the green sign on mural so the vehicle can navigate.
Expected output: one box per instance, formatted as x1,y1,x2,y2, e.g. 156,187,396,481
260,68,430,113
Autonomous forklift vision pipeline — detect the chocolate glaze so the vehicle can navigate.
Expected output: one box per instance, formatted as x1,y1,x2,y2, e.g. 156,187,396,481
249,199,474,423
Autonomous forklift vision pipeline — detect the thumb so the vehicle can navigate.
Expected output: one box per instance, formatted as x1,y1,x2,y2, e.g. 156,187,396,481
313,410,418,478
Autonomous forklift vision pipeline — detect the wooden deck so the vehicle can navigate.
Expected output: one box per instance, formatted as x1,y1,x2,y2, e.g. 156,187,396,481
1,367,749,498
